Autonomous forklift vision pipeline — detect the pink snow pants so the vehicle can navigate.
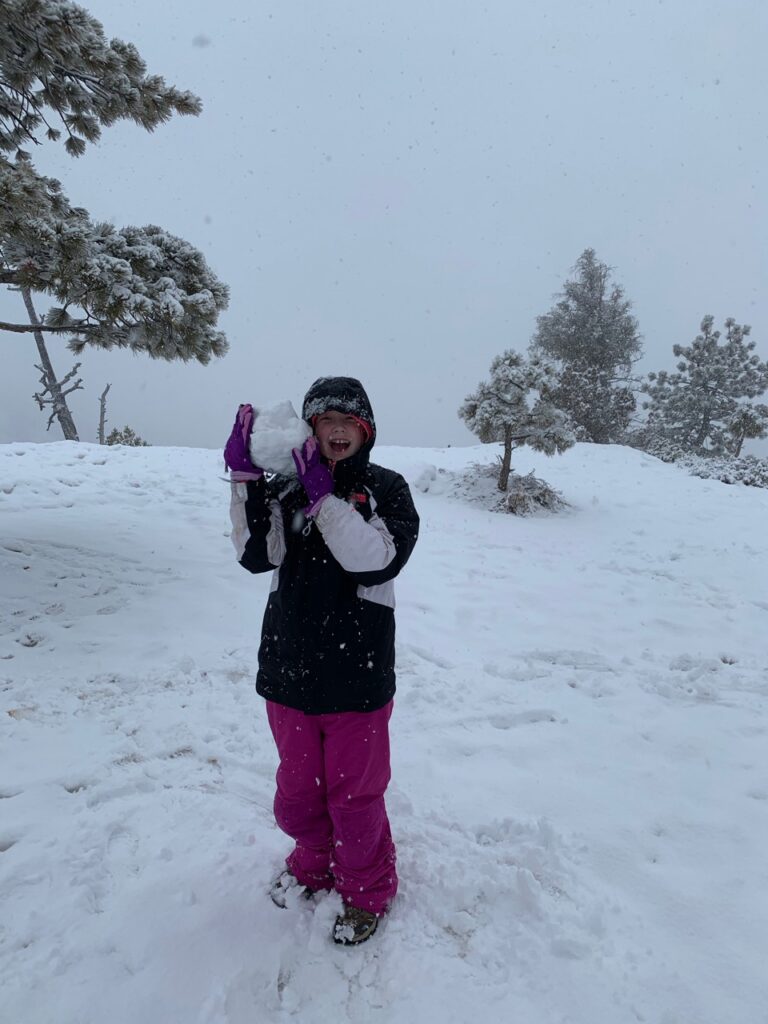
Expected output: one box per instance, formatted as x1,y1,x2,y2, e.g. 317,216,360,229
266,700,397,915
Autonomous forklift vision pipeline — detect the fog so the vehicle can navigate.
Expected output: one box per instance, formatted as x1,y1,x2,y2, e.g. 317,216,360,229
2,0,766,451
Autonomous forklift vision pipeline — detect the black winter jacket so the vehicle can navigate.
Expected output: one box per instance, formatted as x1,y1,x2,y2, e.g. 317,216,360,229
230,378,419,714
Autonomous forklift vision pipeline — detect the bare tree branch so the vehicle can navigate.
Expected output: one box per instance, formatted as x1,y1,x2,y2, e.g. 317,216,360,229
98,383,111,444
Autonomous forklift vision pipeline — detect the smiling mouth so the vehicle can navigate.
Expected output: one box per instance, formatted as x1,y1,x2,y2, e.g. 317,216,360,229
329,439,351,454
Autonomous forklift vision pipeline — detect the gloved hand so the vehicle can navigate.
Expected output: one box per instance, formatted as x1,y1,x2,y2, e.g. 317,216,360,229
292,435,334,516
224,404,264,481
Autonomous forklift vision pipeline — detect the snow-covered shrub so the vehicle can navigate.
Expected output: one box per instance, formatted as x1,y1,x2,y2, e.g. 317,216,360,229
676,453,768,489
458,462,568,515
498,471,568,515
627,432,688,463
629,433,768,488
412,464,453,495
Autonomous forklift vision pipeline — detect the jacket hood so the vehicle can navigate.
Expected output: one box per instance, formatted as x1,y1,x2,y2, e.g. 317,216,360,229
301,376,376,487
302,377,376,439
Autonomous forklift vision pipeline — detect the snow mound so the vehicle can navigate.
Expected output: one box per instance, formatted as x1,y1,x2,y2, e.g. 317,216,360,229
248,401,312,476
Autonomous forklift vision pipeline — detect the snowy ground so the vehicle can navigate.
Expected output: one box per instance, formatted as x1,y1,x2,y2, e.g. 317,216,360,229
1,440,767,1024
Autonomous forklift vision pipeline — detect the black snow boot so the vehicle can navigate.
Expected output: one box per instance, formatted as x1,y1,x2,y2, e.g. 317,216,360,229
269,870,316,909
333,906,379,946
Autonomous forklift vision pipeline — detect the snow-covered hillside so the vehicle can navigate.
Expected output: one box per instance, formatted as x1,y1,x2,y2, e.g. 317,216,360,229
1,440,766,1024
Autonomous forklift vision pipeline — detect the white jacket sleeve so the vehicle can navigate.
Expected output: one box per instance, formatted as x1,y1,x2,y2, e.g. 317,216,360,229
313,495,396,574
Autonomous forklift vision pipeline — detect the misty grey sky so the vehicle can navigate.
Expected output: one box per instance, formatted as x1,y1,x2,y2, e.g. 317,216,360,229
2,0,767,451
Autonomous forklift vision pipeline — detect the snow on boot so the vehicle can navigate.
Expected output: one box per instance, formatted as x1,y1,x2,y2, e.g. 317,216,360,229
332,906,379,946
269,870,315,909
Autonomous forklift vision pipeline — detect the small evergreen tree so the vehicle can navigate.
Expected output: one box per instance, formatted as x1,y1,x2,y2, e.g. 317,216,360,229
530,249,642,442
105,425,148,447
642,316,768,456
459,350,575,492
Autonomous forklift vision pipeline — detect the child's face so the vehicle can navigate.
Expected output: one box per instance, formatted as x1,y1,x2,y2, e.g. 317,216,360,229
314,410,365,461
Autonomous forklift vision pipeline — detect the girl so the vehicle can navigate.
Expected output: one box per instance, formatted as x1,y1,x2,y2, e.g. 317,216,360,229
225,377,419,945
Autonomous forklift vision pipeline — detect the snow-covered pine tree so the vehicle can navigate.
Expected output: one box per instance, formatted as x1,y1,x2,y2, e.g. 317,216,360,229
105,426,148,447
642,316,768,456
529,249,642,443
459,350,575,492
727,405,768,458
0,0,229,437
1,161,229,361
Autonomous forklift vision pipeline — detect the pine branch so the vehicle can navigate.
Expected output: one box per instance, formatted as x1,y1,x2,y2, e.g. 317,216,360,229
0,319,90,334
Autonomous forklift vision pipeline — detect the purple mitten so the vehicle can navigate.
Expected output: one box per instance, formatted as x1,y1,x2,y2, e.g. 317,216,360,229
224,404,263,481
292,436,334,516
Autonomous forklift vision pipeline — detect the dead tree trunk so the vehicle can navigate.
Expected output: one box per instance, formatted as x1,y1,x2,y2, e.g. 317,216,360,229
22,288,82,441
98,383,111,444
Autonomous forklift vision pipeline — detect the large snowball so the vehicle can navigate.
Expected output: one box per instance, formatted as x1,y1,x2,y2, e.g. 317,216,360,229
248,401,313,476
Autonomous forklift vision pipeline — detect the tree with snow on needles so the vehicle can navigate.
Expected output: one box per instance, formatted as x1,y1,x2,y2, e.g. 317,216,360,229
641,316,768,457
459,350,575,493
0,0,229,440
529,248,642,444
105,425,148,447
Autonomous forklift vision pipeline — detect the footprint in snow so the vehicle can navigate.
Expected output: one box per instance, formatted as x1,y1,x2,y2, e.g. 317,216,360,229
405,644,455,670
104,827,142,882
15,632,46,648
489,709,559,729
